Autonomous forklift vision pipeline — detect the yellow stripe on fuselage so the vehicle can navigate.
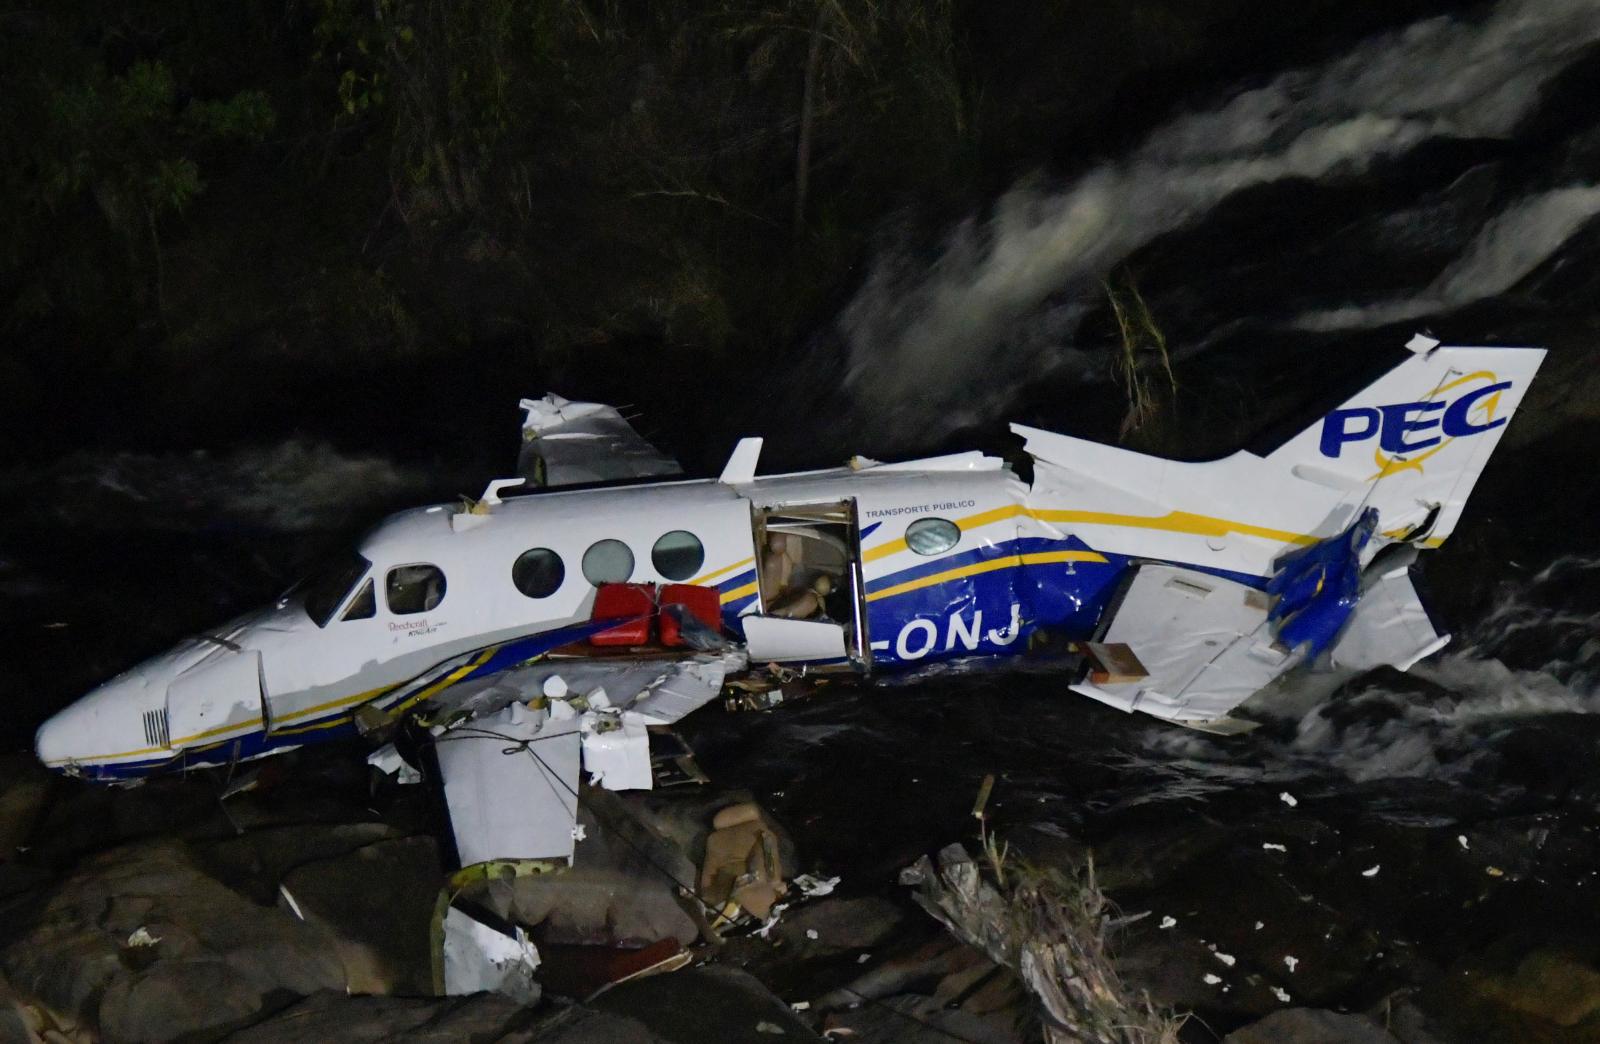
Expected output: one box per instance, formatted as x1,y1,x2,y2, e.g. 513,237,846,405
862,503,1320,567
864,550,1107,603
690,557,755,586
720,582,759,605
1028,508,1319,547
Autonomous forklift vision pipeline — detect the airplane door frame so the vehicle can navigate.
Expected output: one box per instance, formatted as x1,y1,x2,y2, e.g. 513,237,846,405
748,498,872,672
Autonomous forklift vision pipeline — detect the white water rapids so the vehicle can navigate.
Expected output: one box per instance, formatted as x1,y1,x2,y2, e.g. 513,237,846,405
836,0,1600,445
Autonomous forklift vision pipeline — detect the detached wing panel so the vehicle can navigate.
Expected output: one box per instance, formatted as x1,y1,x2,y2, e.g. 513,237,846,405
517,395,682,487
1071,564,1296,731
437,704,582,865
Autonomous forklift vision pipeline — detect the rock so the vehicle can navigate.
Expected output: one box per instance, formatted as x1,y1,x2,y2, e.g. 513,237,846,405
771,897,906,954
1471,948,1600,1027
220,989,534,1042
1090,820,1236,893
0,756,52,861
816,938,1029,1044
0,840,346,1043
592,965,820,1043
475,803,699,949
277,835,442,994
200,822,401,904
1223,1008,1400,1044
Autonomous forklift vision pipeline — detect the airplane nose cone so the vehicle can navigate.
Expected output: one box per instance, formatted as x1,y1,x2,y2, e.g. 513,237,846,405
34,670,170,775
33,703,86,767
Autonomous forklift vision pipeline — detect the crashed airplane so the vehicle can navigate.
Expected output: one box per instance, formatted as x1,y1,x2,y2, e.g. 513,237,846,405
36,334,1541,882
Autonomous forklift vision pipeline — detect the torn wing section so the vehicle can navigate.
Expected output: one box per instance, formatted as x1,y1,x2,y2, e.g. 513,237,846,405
384,644,743,866
1327,547,1450,673
516,394,683,488
1072,564,1297,734
1073,517,1449,732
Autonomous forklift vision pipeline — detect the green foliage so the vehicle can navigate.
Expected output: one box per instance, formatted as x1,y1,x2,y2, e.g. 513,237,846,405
1104,268,1178,444
2,7,276,330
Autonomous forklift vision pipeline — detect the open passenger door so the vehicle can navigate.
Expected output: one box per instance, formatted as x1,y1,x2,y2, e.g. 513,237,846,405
742,500,871,669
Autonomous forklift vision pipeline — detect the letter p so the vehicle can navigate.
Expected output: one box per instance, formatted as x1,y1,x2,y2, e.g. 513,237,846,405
1319,407,1380,458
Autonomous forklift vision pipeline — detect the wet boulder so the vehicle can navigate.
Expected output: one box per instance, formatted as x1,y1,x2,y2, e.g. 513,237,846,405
1468,948,1600,1028
475,804,699,949
1223,1008,1399,1044
0,840,346,1043
592,965,821,1043
219,989,536,1043
276,834,442,995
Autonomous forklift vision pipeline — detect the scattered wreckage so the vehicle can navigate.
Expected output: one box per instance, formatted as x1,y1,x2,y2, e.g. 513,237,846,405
32,334,1544,997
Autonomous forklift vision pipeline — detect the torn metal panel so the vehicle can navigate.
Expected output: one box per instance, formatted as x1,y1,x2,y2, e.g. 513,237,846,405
580,711,654,791
1330,557,1450,673
1071,564,1296,726
436,703,582,865
440,904,542,1004
517,394,682,487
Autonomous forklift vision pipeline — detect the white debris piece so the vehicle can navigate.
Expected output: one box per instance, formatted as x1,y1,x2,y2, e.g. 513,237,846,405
1215,952,1236,967
792,874,841,898
857,953,871,963
1279,791,1298,807
1254,921,1265,931
1272,986,1292,1003
1362,864,1381,877
1159,916,1177,929
580,710,653,791
1203,974,1223,986
366,743,422,785
442,906,541,1004
791,1002,811,1012
1262,843,1287,852
125,926,161,948
571,823,587,842
756,1021,785,1034
1458,834,1470,850
756,903,791,939
1284,955,1299,972
806,929,819,940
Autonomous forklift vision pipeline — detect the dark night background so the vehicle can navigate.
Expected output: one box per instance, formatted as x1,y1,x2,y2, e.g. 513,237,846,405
6,1,1600,1041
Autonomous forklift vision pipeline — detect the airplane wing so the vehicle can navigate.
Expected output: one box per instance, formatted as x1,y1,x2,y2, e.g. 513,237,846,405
516,394,683,488
1071,510,1448,732
369,616,743,865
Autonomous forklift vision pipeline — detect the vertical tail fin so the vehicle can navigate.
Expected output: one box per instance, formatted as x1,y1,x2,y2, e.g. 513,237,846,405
1265,335,1545,545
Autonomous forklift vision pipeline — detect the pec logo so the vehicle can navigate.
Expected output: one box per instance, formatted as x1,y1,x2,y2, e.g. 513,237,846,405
1318,378,1511,462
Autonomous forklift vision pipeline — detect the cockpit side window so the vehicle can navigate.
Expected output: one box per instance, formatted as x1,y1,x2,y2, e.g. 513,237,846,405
303,553,373,628
342,579,376,620
388,564,447,615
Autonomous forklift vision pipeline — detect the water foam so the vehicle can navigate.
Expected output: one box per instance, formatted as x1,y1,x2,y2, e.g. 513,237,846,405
1132,553,1600,785
1293,185,1600,331
835,0,1600,445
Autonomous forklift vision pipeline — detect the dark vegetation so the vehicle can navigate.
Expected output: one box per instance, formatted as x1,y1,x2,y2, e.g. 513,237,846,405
2,0,1460,468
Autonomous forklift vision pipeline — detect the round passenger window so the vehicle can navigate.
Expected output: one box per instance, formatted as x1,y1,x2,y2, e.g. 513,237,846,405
512,548,565,598
651,530,705,581
582,539,635,585
906,518,960,557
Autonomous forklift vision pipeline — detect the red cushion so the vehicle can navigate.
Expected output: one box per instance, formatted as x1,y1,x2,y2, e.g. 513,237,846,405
659,584,722,647
591,583,656,646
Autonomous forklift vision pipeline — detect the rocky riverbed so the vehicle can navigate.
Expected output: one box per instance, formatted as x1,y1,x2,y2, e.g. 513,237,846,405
2,660,1598,1043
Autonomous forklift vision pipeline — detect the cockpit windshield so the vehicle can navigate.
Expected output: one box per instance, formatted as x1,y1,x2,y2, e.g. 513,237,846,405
300,553,373,628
